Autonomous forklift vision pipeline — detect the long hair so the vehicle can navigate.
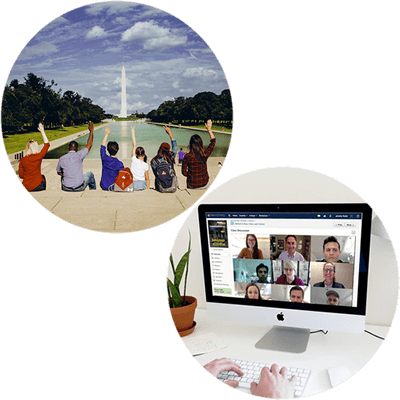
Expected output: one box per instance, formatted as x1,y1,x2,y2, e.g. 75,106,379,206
189,134,206,162
25,140,39,156
245,283,262,300
246,233,260,259
151,146,175,166
136,146,147,163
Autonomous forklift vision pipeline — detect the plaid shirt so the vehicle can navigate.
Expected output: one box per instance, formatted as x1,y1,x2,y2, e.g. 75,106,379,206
182,138,216,188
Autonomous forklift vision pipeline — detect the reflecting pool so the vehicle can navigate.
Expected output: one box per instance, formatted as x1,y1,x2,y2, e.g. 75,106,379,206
45,121,231,159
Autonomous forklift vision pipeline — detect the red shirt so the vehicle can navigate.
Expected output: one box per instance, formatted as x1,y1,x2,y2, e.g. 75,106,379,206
181,138,216,188
275,275,304,286
18,142,50,191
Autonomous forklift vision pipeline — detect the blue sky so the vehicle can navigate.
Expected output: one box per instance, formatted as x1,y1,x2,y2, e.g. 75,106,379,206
6,1,229,114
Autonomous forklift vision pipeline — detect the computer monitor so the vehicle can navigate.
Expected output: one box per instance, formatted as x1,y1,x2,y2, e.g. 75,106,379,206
198,203,372,353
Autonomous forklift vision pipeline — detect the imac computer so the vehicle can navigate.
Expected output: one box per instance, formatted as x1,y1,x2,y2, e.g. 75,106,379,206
198,203,372,353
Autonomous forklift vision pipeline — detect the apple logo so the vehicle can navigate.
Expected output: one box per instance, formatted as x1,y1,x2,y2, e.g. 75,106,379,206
277,312,284,322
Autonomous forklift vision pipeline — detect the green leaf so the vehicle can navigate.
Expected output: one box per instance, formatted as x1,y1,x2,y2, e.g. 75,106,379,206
168,278,182,308
174,250,189,288
169,253,176,275
183,231,191,300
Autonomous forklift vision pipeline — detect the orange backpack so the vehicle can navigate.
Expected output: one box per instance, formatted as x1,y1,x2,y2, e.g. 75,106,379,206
113,167,134,192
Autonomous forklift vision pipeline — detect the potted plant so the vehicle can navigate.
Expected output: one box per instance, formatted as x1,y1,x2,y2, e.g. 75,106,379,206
168,232,197,337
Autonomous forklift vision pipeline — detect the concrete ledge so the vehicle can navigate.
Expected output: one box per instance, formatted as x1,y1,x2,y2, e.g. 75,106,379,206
23,157,224,232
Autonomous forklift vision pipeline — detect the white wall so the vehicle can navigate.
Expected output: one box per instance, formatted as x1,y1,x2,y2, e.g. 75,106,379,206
169,167,398,327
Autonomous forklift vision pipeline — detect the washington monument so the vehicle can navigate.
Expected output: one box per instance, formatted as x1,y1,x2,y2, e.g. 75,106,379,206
119,66,128,118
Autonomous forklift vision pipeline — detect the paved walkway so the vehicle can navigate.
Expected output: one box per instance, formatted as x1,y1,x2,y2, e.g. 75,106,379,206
27,157,224,232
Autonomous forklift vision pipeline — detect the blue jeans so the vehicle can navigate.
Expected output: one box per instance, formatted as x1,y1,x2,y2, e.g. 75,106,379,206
62,172,96,192
31,175,46,192
133,180,147,191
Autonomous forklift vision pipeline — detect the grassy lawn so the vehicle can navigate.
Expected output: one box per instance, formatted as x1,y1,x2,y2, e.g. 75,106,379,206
2,123,103,154
183,124,232,133
149,122,232,133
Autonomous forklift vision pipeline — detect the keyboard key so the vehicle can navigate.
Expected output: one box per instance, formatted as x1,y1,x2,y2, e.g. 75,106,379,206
238,381,251,389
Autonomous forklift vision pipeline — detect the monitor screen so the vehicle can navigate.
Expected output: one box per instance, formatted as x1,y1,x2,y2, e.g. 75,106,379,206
198,203,372,329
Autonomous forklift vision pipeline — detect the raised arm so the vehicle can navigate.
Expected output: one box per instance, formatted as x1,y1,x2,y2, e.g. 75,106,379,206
163,125,174,140
205,119,215,140
102,125,111,147
164,125,177,157
37,121,49,143
85,121,94,151
131,126,136,157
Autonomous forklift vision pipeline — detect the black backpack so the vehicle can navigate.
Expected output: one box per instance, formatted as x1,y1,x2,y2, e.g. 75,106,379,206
154,159,178,193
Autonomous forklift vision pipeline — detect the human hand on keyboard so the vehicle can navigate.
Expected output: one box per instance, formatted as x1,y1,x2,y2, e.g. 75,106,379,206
250,364,297,398
203,358,244,388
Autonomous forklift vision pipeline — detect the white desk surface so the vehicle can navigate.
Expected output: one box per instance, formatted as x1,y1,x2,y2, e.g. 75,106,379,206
184,308,388,397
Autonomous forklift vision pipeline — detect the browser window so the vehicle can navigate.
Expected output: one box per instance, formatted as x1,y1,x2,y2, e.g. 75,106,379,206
205,211,363,307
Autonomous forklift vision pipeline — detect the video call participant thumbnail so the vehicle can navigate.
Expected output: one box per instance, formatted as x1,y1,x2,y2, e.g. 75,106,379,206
326,290,340,305
245,283,262,300
252,263,269,283
290,286,305,303
317,236,343,263
313,262,345,289
275,261,305,286
278,235,304,261
238,234,264,259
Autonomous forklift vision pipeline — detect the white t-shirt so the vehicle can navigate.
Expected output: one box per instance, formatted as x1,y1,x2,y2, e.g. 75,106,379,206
130,156,148,181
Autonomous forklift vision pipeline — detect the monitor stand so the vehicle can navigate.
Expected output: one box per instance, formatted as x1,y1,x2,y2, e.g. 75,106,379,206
255,326,310,353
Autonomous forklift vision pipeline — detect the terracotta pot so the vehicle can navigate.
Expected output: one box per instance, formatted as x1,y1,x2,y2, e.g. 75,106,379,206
170,296,197,337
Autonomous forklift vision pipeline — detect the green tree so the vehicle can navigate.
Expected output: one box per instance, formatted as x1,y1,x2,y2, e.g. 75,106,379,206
2,73,106,133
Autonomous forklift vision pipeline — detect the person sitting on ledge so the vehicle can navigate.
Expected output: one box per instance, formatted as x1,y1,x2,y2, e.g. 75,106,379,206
130,125,150,191
56,121,96,191
181,119,216,189
100,125,124,191
151,125,178,192
18,121,50,192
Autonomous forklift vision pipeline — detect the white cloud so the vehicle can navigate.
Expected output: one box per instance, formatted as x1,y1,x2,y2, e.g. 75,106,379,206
128,100,150,112
18,41,58,60
93,82,110,92
179,88,193,93
85,1,168,22
136,82,155,88
140,7,167,18
7,1,229,115
121,20,167,41
113,16,129,25
97,95,120,111
85,2,136,16
113,76,133,88
121,20,187,50
182,67,217,78
144,35,187,50
86,26,108,39
104,46,123,53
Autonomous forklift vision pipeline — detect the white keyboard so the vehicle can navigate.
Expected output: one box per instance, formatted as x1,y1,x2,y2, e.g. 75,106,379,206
217,358,311,398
